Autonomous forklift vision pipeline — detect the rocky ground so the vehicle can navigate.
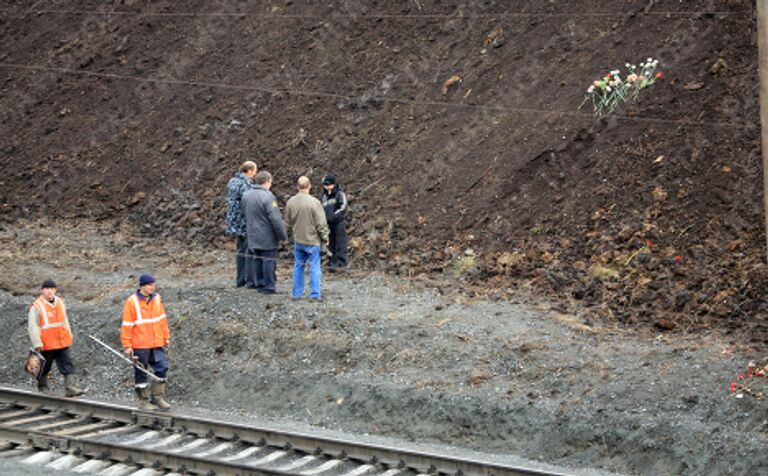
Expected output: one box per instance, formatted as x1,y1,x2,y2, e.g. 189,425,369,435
1,2,767,473
0,221,766,476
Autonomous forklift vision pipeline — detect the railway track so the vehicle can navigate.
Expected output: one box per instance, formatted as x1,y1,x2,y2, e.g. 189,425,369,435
0,386,569,476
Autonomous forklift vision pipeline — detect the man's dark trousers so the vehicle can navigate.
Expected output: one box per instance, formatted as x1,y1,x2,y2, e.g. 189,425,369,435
329,221,348,267
250,249,278,293
236,235,252,287
41,347,75,378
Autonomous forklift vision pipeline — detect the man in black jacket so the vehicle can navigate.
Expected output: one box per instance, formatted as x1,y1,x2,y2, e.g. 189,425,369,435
321,174,348,269
242,171,288,293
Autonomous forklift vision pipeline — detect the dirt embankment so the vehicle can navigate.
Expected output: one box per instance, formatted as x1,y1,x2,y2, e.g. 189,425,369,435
0,222,766,476
0,0,765,339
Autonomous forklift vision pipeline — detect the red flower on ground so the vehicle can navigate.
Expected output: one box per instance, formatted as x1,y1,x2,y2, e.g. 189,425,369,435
646,240,654,248
738,373,744,380
674,255,681,262
730,382,737,393
656,72,663,78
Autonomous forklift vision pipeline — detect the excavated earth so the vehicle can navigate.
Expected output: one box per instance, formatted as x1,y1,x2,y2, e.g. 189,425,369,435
1,0,766,338
1,0,767,475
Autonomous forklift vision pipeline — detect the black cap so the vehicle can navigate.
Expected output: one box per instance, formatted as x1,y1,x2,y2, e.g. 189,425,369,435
322,174,336,185
41,280,57,289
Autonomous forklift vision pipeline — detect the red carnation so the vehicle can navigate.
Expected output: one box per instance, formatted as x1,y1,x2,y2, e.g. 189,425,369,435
656,72,663,79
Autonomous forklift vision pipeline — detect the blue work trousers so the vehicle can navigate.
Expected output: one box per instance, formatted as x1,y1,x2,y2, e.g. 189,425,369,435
133,348,168,387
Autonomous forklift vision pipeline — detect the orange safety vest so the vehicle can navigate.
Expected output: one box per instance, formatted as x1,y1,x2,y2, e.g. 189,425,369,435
120,292,170,350
33,297,73,351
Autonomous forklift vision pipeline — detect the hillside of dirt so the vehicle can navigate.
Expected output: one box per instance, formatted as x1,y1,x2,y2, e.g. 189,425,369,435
0,1,765,336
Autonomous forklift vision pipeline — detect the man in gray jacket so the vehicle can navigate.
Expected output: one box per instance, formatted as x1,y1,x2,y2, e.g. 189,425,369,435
285,176,329,300
242,171,287,294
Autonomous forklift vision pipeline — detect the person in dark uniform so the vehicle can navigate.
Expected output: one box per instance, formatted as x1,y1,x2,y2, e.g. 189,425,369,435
242,171,288,292
321,174,348,270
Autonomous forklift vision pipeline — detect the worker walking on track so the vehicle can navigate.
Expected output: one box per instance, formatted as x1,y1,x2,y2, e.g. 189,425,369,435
121,273,172,411
27,279,86,397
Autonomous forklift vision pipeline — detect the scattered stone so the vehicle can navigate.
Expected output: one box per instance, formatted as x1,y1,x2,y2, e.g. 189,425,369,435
469,368,492,385
654,318,676,331
441,74,462,95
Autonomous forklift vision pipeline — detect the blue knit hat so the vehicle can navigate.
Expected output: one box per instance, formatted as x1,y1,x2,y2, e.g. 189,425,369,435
139,273,155,287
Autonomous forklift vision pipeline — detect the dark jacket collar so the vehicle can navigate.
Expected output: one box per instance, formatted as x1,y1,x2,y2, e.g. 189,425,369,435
136,289,157,302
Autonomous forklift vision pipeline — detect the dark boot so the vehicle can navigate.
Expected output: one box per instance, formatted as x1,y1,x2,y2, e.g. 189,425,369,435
64,374,85,397
150,381,172,411
135,386,157,411
37,375,51,395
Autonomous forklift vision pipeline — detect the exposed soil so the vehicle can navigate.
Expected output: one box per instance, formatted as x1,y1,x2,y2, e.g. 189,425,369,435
0,221,766,476
1,0,766,338
1,1,767,475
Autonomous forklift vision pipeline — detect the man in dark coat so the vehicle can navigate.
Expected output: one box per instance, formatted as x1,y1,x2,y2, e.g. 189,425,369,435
242,171,288,293
321,174,348,269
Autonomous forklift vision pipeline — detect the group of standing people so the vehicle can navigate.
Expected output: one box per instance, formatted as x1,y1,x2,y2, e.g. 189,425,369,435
23,160,347,409
226,161,348,300
28,273,172,411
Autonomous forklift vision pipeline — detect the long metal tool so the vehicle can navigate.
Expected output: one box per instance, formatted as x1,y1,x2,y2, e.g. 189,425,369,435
88,334,163,382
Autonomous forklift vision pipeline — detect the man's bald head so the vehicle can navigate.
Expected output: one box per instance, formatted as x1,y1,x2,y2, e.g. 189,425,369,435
297,176,311,191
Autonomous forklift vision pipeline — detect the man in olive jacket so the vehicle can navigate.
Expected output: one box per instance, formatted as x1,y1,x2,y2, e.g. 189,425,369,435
242,171,287,294
285,176,329,300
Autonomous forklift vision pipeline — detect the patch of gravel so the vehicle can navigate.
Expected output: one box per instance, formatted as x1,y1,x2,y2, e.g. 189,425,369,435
0,222,766,476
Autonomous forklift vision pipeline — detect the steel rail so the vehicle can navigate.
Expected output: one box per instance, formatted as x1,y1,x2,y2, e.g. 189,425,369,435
0,386,570,476
0,425,293,476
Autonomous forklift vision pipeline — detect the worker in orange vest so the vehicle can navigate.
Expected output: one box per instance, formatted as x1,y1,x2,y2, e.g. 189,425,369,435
121,273,171,411
27,280,85,397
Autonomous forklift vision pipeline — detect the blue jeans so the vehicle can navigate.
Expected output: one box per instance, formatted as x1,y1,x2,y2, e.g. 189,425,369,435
292,243,322,299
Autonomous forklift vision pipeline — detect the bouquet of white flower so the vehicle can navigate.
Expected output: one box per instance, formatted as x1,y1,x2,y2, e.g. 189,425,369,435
580,58,663,117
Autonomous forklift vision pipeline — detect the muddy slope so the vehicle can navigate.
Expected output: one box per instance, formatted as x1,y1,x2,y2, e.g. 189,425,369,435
0,0,765,337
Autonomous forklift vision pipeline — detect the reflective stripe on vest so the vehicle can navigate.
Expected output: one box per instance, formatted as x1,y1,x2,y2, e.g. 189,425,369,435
36,297,72,351
121,294,167,327
35,300,67,330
